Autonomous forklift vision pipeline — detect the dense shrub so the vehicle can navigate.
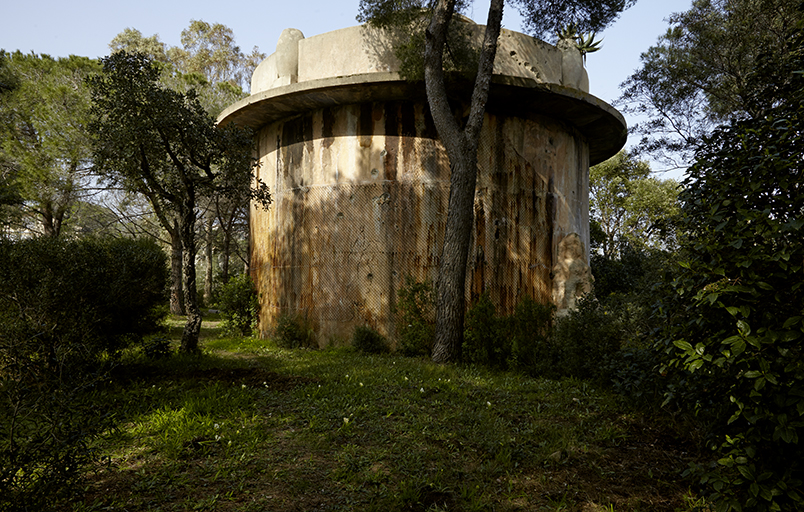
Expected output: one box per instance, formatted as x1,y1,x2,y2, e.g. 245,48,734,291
351,325,390,354
273,314,317,349
141,335,172,360
395,277,435,357
0,236,168,365
462,293,504,368
658,30,804,510
462,293,555,376
0,376,112,512
552,295,628,382
591,243,647,299
507,296,556,374
0,236,168,510
217,274,259,337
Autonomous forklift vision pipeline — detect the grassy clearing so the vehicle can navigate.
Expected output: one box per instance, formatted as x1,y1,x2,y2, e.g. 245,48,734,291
74,315,706,511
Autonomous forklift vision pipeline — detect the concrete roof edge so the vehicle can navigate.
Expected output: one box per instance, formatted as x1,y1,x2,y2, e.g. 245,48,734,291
218,72,626,165
217,72,406,127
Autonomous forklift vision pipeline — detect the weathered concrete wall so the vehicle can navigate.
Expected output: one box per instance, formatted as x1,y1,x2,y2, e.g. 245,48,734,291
250,100,590,343
220,22,627,346
251,22,586,97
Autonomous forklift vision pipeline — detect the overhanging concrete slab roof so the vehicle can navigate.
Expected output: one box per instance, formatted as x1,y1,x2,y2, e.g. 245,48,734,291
218,72,626,166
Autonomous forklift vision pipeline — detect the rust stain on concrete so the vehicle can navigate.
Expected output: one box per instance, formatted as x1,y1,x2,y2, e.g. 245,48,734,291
223,23,627,346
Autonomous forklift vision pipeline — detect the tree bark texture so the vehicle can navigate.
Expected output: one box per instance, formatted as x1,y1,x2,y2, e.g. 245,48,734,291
427,0,504,363
204,212,214,304
39,200,66,238
169,224,186,315
180,188,202,354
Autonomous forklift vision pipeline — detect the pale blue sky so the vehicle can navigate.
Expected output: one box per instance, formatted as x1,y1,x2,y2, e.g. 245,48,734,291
1,0,691,171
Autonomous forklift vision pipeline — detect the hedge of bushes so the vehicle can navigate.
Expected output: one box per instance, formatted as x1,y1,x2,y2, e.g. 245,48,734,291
0,236,168,510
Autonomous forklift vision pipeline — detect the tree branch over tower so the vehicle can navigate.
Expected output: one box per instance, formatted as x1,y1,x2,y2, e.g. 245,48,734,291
359,0,636,363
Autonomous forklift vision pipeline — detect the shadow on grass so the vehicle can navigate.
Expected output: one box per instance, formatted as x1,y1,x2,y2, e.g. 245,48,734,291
76,343,707,512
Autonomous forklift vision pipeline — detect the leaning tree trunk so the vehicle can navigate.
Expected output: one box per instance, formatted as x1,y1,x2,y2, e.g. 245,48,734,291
431,149,480,362
169,223,185,315
220,203,241,283
39,201,66,238
426,0,504,363
179,190,203,354
203,212,214,305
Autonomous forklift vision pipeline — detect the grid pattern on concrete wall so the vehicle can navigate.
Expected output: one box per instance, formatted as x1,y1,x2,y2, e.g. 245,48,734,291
257,126,556,342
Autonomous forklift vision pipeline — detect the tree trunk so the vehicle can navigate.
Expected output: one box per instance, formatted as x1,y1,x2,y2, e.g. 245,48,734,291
40,202,61,238
41,208,57,238
431,151,478,363
220,211,235,283
215,197,244,284
204,212,214,305
169,223,185,315
426,0,504,363
179,190,202,354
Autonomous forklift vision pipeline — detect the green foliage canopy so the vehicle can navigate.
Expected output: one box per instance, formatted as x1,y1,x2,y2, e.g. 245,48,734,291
359,0,635,40
0,52,99,237
662,24,804,510
618,0,803,167
88,51,269,352
109,20,264,108
88,52,259,208
590,150,680,259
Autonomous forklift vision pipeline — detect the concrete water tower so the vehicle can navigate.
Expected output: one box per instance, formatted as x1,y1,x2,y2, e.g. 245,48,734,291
218,21,626,345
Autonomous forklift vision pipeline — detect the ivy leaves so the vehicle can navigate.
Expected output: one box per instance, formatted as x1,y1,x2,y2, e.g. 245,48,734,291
662,25,804,511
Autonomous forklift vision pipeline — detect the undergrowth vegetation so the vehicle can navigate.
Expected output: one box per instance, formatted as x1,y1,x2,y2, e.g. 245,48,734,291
0,236,168,511
68,325,704,512
272,313,317,349
397,278,656,389
216,274,259,337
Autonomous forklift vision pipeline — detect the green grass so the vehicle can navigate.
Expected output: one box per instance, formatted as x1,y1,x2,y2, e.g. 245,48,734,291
73,315,707,511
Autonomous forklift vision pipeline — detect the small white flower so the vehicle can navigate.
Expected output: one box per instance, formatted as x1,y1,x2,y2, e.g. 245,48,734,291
360,382,364,387
343,417,350,425
242,384,247,389
487,401,492,407
420,387,425,393
214,423,220,430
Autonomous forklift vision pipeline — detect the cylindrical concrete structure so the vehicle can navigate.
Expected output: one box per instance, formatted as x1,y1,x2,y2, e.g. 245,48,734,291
218,22,627,345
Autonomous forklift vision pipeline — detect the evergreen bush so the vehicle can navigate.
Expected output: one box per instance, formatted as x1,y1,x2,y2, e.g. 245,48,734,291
351,325,390,354
462,292,504,368
395,277,435,357
0,236,168,510
552,295,624,381
507,296,556,375
462,294,555,376
659,37,804,509
217,274,259,337
273,314,316,349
